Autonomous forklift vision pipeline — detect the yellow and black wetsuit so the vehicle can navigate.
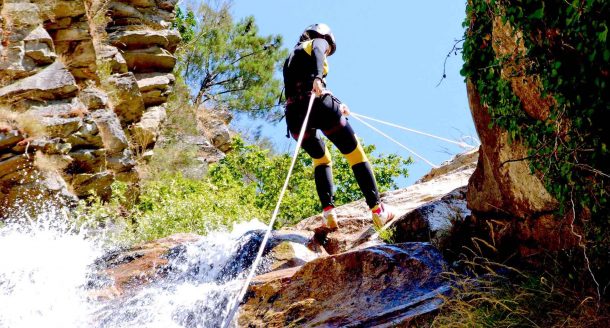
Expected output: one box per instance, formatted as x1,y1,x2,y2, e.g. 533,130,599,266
283,39,381,210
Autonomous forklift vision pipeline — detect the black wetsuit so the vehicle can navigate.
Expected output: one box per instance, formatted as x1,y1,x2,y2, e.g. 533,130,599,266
283,39,380,209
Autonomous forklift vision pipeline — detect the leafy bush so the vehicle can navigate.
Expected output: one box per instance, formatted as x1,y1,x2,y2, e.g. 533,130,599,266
208,137,411,227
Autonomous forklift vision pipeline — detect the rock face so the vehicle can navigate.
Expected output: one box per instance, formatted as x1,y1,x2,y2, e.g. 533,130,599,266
464,9,577,256
239,243,449,328
0,0,179,216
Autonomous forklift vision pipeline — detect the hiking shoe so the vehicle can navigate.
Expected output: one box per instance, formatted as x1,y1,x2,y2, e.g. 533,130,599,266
372,203,394,229
323,206,338,231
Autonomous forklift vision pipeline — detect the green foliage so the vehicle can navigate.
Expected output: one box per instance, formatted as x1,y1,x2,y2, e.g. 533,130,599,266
462,0,610,291
133,174,266,242
208,137,411,227
377,226,396,244
75,175,267,245
174,2,288,118
172,7,196,43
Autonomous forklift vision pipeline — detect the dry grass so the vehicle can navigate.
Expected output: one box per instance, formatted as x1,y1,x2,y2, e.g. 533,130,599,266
34,151,70,174
0,107,46,138
431,255,610,328
128,127,155,161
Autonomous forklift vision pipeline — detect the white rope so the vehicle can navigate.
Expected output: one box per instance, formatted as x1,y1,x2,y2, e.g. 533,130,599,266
351,112,476,149
222,93,317,328
350,114,439,169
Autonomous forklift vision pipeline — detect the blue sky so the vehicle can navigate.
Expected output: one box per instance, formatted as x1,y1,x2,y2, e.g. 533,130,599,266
228,1,477,186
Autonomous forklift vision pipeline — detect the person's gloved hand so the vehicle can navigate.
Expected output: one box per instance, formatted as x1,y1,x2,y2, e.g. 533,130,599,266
312,78,325,97
339,103,350,116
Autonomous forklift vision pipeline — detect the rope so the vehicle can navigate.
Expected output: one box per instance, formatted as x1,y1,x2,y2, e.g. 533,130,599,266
350,114,439,169
221,93,317,328
351,112,476,149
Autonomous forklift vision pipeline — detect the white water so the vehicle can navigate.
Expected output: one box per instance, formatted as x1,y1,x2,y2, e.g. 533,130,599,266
0,207,268,328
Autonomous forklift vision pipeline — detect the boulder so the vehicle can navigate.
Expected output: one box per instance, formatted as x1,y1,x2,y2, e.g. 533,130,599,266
294,151,477,254
110,30,180,51
44,17,72,30
41,116,82,139
23,26,56,65
466,81,558,218
135,72,174,106
97,45,129,74
79,87,109,110
0,155,33,180
156,0,179,12
0,61,78,102
106,148,136,172
68,148,107,172
417,149,478,184
53,26,91,42
130,105,166,149
66,121,104,149
57,41,97,76
0,42,39,83
1,3,41,28
69,170,114,198
121,46,176,73
264,239,321,272
0,169,77,219
239,243,449,327
389,186,471,250
206,120,232,152
109,2,144,20
115,169,139,184
90,233,202,299
135,72,175,92
0,130,24,151
11,138,72,155
32,0,86,19
118,0,156,8
105,73,145,125
91,109,129,153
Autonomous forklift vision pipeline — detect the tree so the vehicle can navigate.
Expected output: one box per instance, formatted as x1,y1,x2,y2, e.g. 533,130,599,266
174,2,287,118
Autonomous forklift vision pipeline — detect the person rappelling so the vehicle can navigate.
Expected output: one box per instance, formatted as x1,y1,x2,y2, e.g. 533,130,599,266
283,23,394,231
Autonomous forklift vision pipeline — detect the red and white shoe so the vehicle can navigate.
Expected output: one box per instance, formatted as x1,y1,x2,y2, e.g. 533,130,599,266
323,206,338,231
371,203,394,229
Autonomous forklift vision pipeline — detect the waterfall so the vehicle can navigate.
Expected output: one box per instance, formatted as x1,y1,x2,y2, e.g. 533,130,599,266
0,206,270,328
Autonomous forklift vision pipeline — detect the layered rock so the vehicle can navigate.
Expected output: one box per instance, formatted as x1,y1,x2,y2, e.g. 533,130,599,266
0,0,179,216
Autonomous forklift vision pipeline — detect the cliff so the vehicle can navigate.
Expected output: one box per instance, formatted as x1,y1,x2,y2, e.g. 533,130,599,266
462,1,608,263
0,0,179,216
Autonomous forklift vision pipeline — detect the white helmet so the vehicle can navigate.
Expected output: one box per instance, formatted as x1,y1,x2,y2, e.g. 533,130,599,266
299,23,336,56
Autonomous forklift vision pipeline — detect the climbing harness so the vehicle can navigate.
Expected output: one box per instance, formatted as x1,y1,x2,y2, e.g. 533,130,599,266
222,93,317,328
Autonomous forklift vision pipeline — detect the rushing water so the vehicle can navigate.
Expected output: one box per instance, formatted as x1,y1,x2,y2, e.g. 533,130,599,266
0,206,271,328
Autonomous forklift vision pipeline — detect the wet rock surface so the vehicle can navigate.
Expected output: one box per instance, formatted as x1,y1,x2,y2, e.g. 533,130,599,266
239,243,449,328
